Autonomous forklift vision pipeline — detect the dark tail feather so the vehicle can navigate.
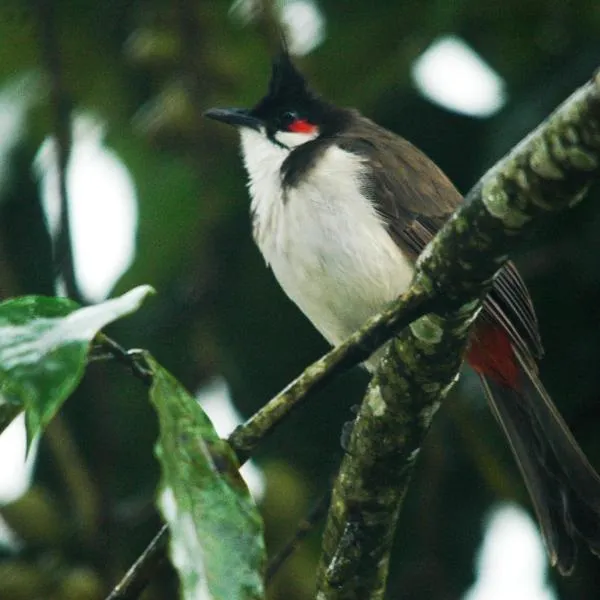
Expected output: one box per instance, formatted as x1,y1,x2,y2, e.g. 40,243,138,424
479,355,600,575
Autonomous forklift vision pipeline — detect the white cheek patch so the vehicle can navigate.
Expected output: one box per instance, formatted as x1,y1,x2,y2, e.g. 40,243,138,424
274,129,319,148
239,127,290,180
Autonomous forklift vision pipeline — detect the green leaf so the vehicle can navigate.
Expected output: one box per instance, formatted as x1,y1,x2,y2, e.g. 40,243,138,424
147,355,265,600
0,285,155,439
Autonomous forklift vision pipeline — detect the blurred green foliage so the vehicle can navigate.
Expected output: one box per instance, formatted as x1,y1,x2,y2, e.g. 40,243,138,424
0,0,599,598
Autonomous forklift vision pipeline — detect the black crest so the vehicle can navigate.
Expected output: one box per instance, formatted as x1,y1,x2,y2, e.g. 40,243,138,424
251,50,318,118
269,51,312,102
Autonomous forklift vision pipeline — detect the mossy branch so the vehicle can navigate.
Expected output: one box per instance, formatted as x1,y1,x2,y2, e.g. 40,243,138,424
315,71,600,599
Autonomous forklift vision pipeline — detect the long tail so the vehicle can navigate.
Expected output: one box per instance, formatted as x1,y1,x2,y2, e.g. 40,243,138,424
472,341,600,574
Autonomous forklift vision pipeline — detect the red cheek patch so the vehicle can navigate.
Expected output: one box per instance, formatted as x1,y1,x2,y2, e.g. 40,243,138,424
289,119,318,134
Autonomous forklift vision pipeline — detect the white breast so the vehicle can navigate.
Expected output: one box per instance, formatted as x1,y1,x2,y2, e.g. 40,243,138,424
240,129,414,346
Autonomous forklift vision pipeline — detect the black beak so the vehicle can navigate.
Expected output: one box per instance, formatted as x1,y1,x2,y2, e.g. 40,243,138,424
203,107,263,131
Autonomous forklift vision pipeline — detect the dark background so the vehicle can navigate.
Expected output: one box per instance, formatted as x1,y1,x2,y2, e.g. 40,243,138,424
0,1,599,598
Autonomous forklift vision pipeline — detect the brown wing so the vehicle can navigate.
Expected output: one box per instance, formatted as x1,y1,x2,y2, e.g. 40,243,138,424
336,114,543,363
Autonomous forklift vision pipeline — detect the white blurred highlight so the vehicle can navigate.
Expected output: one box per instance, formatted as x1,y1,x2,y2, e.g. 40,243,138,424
464,504,557,600
196,377,265,501
412,36,506,118
34,114,139,302
0,414,37,505
281,0,325,56
229,0,325,56
0,414,39,549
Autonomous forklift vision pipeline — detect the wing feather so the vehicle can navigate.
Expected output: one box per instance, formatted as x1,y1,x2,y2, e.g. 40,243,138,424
335,115,542,362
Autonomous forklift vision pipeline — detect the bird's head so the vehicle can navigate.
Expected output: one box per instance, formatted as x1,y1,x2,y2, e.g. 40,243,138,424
205,51,346,151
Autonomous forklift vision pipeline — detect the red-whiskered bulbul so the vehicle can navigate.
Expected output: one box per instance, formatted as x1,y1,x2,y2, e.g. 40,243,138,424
205,51,600,574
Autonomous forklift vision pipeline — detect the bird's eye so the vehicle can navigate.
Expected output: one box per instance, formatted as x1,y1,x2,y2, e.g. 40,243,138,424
280,111,299,128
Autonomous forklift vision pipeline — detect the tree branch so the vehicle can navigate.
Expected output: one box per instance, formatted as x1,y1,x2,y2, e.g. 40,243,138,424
315,71,600,598
106,71,600,599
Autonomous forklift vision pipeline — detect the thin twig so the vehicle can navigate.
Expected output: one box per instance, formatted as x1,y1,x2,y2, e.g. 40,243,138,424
106,525,169,600
95,334,153,387
266,491,331,584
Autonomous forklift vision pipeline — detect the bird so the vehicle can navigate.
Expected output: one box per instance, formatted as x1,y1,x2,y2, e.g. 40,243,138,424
205,49,600,574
